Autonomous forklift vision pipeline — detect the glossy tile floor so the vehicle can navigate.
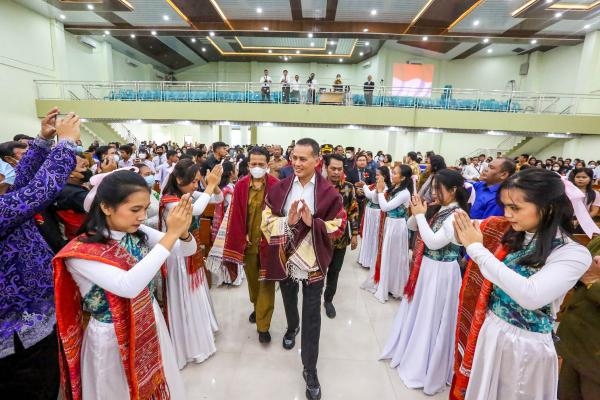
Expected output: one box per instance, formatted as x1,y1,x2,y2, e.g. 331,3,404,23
182,246,447,400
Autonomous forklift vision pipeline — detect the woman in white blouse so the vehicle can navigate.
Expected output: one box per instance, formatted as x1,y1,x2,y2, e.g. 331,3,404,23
454,168,592,400
54,170,194,399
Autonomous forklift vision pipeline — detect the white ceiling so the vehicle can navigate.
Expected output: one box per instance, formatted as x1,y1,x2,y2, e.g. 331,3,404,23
449,0,525,34
217,0,293,21
335,0,432,23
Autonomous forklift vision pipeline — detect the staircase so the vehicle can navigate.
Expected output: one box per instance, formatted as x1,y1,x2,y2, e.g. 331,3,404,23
82,122,137,145
505,137,562,158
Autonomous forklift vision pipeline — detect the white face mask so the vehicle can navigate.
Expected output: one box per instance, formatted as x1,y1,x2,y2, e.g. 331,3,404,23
250,166,267,179
113,154,120,162
346,153,353,159
139,153,147,160
552,166,560,171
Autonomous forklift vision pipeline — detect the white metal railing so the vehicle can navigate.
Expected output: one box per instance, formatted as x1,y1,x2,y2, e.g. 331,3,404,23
34,80,600,116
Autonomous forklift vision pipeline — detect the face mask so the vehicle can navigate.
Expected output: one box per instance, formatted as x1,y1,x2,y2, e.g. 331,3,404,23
346,153,353,159
81,168,93,183
76,145,83,153
553,167,560,171
113,154,120,163
379,156,385,162
250,167,267,179
139,153,147,160
144,175,155,187
177,152,182,157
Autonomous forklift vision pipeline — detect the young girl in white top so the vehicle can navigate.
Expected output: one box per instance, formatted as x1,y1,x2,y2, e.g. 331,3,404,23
373,164,413,303
454,168,592,400
380,169,469,395
54,170,194,399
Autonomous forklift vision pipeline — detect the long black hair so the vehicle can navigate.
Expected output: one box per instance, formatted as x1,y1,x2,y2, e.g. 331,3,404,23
500,168,574,267
426,169,469,219
569,167,597,206
377,165,392,189
429,155,447,174
388,164,414,198
162,158,201,197
79,170,150,243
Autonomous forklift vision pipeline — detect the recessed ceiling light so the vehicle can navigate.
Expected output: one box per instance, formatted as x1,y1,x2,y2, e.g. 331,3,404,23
284,56,288,61
546,0,553,3
191,37,196,42
339,58,343,62
296,50,300,54
130,34,136,38
263,26,269,31
555,12,562,18
473,20,480,26
329,40,336,45
163,15,170,21
151,30,157,36
483,38,489,43
365,41,370,46
584,24,591,29
256,7,263,14
422,36,428,41
359,51,364,56
209,31,215,37
308,33,313,38
87,4,94,10
310,42,315,46
328,51,332,55
104,30,110,35
363,28,369,32
201,47,206,52
487,48,493,53
59,14,66,20
531,39,537,44
370,9,377,16
268,49,272,53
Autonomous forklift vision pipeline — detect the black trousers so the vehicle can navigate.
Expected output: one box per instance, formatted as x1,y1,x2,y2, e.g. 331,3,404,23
0,330,60,400
324,247,346,303
280,278,324,372
282,87,290,103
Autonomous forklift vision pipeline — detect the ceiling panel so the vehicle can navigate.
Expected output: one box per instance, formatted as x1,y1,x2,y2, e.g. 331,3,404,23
216,0,293,21
302,0,327,20
469,42,530,58
335,38,356,54
114,0,188,27
237,37,328,48
15,0,111,24
335,0,430,23
449,0,525,34
538,17,600,34
211,36,236,52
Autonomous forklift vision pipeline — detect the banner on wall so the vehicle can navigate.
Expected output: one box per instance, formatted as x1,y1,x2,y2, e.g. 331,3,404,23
392,63,434,97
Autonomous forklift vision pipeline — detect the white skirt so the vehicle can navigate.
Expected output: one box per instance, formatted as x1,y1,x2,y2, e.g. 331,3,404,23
374,217,410,303
358,206,381,269
166,254,218,370
379,256,461,395
81,301,185,399
465,311,558,400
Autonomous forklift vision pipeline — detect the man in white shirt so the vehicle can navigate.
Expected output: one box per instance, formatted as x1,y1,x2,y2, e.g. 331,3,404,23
118,144,134,168
462,157,481,181
280,69,290,103
153,145,167,169
290,74,301,103
156,150,179,189
260,69,272,102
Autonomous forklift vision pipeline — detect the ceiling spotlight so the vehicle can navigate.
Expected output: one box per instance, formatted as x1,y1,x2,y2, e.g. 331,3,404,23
546,0,553,3
473,20,480,26
59,14,66,20
339,58,343,62
365,41,370,46
104,30,110,35
130,34,136,38
296,50,300,54
263,26,269,31
163,15,170,21
328,51,332,55
268,49,272,53
308,33,313,38
209,31,215,37
359,51,364,56
371,9,377,16
487,48,493,53
531,39,537,44
284,56,288,61
201,47,206,52
422,36,428,41
483,37,489,43
363,28,369,32
555,12,562,18
329,40,336,45
151,30,157,36
584,24,591,29
191,37,196,42
256,7,263,13
87,4,94,10
310,42,315,47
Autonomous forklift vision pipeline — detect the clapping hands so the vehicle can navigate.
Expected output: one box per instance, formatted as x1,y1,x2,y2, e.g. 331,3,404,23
288,199,312,227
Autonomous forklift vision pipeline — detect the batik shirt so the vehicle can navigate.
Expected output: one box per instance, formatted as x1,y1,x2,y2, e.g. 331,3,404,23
333,181,359,249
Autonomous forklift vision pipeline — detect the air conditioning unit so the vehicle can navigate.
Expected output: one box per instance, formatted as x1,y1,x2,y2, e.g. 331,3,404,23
519,62,529,76
126,58,139,68
79,36,98,49
406,59,423,65
362,61,371,69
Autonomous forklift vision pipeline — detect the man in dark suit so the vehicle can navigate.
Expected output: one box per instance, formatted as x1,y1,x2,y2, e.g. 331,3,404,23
353,152,376,225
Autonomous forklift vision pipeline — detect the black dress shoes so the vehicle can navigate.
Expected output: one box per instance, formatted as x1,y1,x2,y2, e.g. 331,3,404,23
303,369,321,400
282,327,300,350
258,331,271,344
249,311,256,323
324,302,336,319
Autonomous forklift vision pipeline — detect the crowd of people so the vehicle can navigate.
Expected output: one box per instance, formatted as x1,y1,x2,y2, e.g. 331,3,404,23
1,107,600,400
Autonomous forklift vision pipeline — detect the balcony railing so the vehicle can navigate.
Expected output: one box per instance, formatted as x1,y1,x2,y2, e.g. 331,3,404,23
34,80,600,116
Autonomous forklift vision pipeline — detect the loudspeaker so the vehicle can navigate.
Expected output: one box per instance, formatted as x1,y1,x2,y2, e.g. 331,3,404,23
519,62,529,76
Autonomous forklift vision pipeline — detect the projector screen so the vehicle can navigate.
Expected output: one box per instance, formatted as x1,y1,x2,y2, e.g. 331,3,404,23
392,63,434,97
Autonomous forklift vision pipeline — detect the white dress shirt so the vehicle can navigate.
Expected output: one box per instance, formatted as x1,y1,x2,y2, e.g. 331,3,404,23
153,154,167,169
260,75,272,88
283,173,316,216
280,75,290,86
